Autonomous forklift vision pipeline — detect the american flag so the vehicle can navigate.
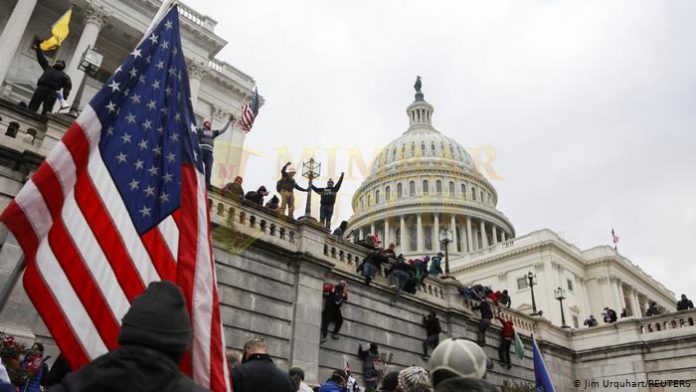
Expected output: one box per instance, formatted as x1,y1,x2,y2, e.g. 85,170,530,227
0,7,229,391
612,228,619,250
238,87,259,132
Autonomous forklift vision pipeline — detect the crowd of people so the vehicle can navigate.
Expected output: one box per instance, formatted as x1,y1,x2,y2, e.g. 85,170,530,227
220,163,345,229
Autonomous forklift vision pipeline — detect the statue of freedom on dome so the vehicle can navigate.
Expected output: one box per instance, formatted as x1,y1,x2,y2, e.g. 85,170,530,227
414,76,422,92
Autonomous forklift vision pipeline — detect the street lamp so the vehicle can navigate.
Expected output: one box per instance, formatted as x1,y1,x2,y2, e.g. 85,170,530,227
300,158,321,220
526,271,538,315
438,228,453,276
69,46,103,115
554,287,570,328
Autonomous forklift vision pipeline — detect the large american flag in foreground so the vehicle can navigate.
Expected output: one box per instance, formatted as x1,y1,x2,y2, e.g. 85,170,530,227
0,7,229,391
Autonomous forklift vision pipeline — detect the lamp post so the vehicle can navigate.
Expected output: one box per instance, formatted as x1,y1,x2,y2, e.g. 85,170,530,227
554,286,569,328
69,46,103,116
526,271,538,315
300,158,320,220
438,228,453,276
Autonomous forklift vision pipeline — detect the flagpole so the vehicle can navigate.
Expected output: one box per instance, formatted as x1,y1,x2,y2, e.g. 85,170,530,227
143,0,177,41
0,228,27,314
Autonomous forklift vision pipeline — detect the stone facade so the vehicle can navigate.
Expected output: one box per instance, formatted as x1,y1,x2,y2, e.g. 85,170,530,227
1,178,696,389
0,0,256,186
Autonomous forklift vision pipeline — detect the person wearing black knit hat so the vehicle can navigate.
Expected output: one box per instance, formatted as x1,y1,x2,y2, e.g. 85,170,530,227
46,281,206,392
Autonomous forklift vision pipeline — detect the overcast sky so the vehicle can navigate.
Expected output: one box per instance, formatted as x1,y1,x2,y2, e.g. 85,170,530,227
188,0,696,301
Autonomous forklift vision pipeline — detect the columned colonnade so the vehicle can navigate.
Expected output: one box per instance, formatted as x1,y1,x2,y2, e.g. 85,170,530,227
355,212,510,256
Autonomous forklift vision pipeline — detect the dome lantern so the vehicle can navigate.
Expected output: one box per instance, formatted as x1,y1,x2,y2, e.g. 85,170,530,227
407,76,435,130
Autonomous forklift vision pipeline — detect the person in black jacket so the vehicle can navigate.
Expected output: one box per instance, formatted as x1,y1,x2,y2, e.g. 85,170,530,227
677,294,694,311
320,280,349,343
472,299,493,346
28,38,71,115
232,337,294,392
311,172,344,229
244,186,268,205
422,312,442,359
43,354,71,388
46,281,207,392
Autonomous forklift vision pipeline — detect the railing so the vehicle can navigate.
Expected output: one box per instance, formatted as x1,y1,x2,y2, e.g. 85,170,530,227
207,186,542,335
0,99,48,153
208,191,299,251
177,2,216,31
639,309,696,334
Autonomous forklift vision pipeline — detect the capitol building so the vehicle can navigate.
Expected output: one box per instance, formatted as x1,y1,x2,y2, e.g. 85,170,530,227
348,84,675,329
1,1,694,389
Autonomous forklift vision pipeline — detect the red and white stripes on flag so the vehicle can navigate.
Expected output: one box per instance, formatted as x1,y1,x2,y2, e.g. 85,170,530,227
0,106,229,390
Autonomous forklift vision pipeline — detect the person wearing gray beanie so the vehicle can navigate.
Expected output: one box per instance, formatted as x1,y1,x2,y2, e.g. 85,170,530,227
429,338,497,392
46,281,206,392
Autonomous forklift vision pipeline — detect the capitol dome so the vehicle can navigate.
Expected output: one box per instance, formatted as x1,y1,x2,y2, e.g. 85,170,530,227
348,81,515,259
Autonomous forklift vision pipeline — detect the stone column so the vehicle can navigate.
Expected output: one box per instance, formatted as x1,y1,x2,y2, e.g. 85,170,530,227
480,220,488,248
358,228,364,240
614,279,627,314
186,58,209,107
465,217,473,253
450,215,458,252
64,2,110,109
0,0,38,85
384,219,390,245
492,225,498,244
433,213,440,252
370,223,375,237
459,225,466,253
631,289,642,317
502,231,507,242
399,216,406,252
416,214,424,252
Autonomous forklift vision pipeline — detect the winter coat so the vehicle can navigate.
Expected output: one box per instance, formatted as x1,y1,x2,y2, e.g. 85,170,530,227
20,358,44,392
45,346,207,392
44,354,70,387
499,292,512,308
222,182,244,198
277,163,305,192
434,377,498,392
231,354,294,392
428,256,443,275
424,315,442,336
677,299,694,311
496,317,515,338
35,48,71,95
318,380,345,392
324,285,348,311
244,187,267,205
196,118,232,152
474,300,493,320
311,174,344,206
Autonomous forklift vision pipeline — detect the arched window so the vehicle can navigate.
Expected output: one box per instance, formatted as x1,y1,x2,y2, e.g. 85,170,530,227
449,181,455,195
480,190,484,201
461,183,466,197
423,180,429,195
436,180,443,195
471,186,476,200
375,190,380,204
397,183,403,198
385,186,390,201
367,194,371,206
409,181,416,195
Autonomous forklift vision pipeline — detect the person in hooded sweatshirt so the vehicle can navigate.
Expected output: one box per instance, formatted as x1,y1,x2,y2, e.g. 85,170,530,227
29,38,71,115
46,281,207,392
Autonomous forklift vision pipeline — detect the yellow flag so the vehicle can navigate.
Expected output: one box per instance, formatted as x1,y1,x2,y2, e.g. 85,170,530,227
40,8,72,51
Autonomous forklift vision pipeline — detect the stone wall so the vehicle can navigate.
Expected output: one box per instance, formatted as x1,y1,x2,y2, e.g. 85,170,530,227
1,186,695,390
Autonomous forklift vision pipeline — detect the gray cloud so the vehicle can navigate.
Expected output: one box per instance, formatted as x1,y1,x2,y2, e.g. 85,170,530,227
189,0,696,299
